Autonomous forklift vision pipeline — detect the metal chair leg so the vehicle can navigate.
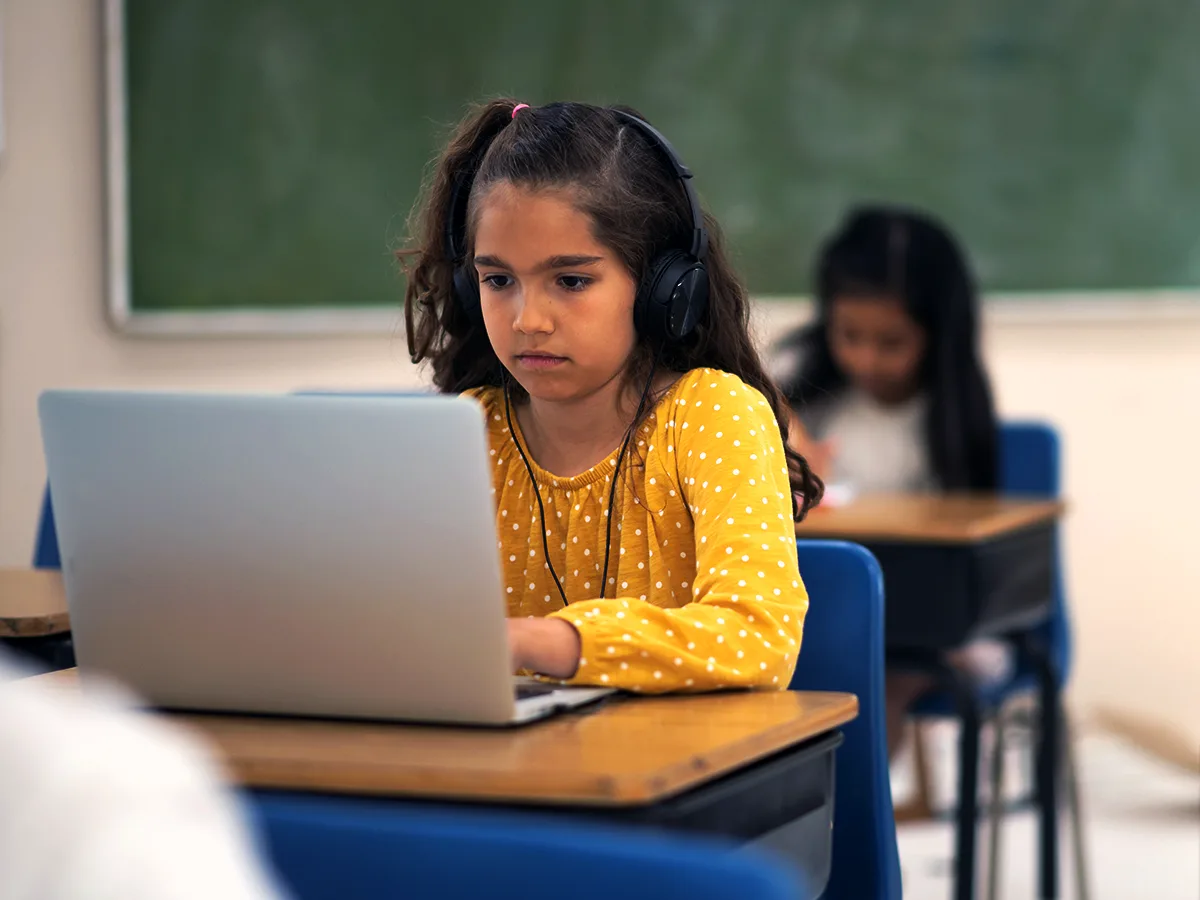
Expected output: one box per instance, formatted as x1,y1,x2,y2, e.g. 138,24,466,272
1062,713,1091,900
953,681,983,900
1020,635,1060,900
886,650,985,900
985,715,1007,900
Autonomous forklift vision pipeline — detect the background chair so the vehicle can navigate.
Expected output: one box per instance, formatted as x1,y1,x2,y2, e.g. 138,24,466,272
34,485,60,570
908,421,1088,900
791,539,902,900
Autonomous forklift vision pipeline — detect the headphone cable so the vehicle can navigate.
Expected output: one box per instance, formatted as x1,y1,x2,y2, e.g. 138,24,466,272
504,357,658,605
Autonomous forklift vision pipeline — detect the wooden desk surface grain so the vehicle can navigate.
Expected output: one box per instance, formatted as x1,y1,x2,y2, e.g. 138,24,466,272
0,569,69,638
35,669,856,806
796,493,1065,543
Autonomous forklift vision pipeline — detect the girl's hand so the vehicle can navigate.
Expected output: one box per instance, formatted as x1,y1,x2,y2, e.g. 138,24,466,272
506,617,582,679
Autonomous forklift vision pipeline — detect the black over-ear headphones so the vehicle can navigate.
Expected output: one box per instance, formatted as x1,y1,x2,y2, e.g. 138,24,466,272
444,108,710,343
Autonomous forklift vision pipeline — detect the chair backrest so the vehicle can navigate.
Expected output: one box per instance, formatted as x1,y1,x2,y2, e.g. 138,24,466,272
33,485,61,570
999,421,1061,496
789,540,901,900
250,794,805,900
998,421,1070,686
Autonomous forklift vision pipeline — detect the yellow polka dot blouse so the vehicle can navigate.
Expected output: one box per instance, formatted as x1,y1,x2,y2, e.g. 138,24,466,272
468,368,808,693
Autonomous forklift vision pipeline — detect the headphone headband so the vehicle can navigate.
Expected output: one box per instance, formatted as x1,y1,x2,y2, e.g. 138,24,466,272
446,109,708,270
610,110,708,262
445,105,710,343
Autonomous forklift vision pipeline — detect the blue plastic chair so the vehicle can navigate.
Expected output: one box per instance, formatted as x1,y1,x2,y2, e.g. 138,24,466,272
909,421,1083,900
996,423,1071,688
250,794,805,900
790,540,901,900
34,485,60,569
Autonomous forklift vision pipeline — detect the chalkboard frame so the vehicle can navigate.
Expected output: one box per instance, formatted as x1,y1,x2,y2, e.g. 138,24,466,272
103,0,1200,338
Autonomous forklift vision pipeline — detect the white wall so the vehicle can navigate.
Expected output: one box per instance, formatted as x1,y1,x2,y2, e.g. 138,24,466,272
2,1,1197,741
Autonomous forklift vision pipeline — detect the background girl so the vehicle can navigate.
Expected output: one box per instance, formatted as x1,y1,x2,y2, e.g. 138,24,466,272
776,205,1003,753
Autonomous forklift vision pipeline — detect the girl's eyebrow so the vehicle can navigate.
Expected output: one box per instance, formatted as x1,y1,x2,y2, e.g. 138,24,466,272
474,254,604,271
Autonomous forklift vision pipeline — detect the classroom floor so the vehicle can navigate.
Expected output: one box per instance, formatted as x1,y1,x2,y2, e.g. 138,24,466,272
893,722,1200,900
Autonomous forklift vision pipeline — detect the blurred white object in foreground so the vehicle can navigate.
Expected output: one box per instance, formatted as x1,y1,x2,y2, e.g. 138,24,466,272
0,654,284,900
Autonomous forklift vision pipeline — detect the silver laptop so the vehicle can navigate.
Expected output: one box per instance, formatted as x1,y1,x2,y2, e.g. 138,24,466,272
38,390,611,725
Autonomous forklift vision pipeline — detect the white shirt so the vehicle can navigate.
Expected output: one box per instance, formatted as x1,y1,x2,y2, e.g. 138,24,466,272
811,388,935,493
0,654,284,900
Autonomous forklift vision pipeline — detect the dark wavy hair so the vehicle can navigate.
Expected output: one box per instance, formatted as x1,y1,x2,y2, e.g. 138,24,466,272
401,98,822,518
778,205,999,491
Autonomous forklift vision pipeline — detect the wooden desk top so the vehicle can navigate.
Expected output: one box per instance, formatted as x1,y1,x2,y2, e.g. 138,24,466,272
37,669,856,806
796,492,1064,544
0,569,69,638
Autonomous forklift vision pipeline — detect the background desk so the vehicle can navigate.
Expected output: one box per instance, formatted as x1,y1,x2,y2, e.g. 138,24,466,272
0,569,69,637
797,494,1064,650
42,670,856,892
799,492,1068,900
0,569,74,670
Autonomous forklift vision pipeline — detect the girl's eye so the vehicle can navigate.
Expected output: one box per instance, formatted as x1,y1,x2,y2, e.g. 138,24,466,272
480,273,513,291
557,274,592,292
839,328,865,346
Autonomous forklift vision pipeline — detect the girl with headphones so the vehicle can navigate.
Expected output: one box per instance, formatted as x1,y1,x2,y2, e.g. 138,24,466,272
402,100,822,692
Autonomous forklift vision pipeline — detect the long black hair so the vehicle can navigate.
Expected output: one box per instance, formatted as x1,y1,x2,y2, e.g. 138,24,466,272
401,99,822,517
778,205,998,491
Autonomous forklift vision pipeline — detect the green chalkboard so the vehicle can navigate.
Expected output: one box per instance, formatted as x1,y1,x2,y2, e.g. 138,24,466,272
117,0,1200,316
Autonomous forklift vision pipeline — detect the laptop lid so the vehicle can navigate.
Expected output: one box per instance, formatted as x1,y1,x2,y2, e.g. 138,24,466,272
38,390,521,724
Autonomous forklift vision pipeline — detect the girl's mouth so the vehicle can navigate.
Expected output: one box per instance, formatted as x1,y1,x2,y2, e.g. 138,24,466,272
516,353,568,370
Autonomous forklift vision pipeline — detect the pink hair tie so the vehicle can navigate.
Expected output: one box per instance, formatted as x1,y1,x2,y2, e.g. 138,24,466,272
512,103,531,119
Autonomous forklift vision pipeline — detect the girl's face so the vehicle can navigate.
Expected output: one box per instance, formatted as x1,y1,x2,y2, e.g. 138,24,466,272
827,294,927,405
473,183,639,405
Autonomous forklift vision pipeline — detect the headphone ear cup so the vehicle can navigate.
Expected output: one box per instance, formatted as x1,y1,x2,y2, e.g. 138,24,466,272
636,250,710,342
453,265,483,323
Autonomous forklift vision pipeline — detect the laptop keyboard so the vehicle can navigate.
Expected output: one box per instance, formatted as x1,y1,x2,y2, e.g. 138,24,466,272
514,682,560,701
